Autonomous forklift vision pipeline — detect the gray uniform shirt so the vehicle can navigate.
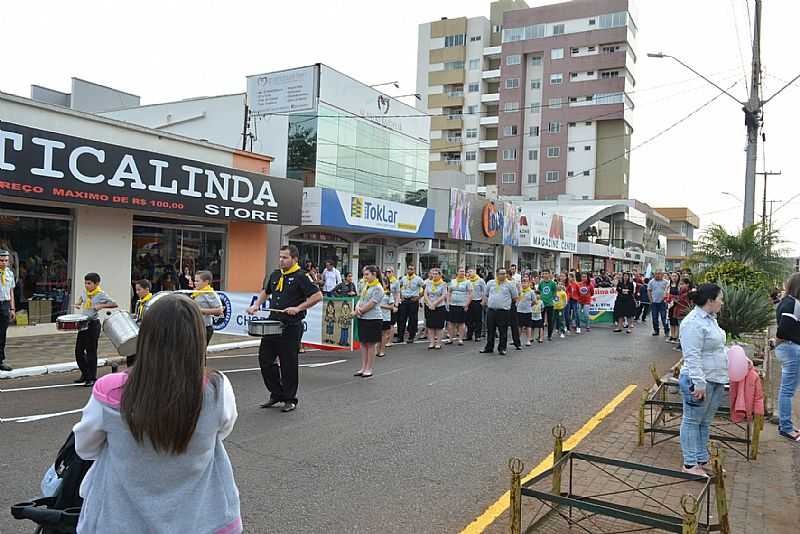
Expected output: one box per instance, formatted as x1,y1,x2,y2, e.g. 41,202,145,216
380,292,393,322
470,277,487,301
648,278,670,303
516,289,536,314
486,280,518,311
0,267,15,301
425,280,448,308
390,278,401,303
194,290,223,327
358,284,385,320
80,290,115,321
449,279,471,307
400,275,425,299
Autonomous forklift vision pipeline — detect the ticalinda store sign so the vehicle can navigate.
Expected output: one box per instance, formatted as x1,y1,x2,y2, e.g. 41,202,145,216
319,188,434,238
0,121,302,224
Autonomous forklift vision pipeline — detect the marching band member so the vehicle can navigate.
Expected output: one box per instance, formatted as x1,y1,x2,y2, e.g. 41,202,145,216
192,270,223,346
74,273,117,386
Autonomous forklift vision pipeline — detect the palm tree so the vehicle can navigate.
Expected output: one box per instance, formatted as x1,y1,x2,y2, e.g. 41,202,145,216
691,223,789,283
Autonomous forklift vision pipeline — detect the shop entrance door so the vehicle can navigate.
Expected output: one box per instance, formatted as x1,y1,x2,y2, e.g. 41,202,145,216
358,244,380,273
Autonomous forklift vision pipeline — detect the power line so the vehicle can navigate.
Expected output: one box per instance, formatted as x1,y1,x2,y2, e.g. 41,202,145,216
730,0,750,92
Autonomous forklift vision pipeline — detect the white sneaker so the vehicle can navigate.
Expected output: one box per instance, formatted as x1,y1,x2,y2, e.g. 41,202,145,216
576,328,581,334
560,333,565,339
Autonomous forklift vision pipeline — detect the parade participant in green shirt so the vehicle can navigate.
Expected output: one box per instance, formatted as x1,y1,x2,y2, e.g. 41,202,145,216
537,269,558,341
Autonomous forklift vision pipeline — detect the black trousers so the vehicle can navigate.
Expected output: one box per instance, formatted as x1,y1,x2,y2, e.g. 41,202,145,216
466,300,483,340
206,326,214,346
75,319,101,381
259,322,303,404
510,303,521,347
0,301,10,363
543,306,555,339
396,299,419,341
636,303,650,321
484,308,510,352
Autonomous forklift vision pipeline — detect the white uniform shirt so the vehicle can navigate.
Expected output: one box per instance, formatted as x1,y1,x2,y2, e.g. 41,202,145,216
0,267,15,301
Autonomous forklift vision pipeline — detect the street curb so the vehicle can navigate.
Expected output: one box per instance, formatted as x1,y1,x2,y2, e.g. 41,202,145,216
0,339,261,380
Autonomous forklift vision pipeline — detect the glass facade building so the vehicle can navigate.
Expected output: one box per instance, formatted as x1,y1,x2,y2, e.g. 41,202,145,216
287,106,429,207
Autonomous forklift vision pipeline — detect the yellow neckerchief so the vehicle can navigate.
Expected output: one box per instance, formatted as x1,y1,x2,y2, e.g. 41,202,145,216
521,287,532,294
84,286,103,309
276,263,300,292
0,268,7,288
361,278,381,297
430,277,445,291
388,275,398,283
469,274,480,282
136,292,153,317
191,285,215,298
455,274,466,283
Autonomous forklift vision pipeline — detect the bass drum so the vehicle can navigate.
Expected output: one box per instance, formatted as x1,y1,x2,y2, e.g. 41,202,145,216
140,291,174,319
103,311,139,357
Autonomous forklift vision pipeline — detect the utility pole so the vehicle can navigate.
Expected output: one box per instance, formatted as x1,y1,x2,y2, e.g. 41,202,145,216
757,170,781,234
766,200,782,234
742,0,763,228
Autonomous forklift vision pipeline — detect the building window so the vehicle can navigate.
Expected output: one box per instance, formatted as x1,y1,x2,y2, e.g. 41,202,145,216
602,45,621,54
545,170,560,182
548,121,561,133
568,146,575,152
583,170,590,176
529,126,539,137
445,61,465,70
569,72,578,80
524,23,546,40
502,148,517,160
503,102,519,112
585,121,592,126
550,73,563,85
527,173,537,184
506,54,521,66
584,145,591,151
571,47,580,54
551,48,564,60
469,58,481,70
567,171,574,177
568,122,576,127
530,79,541,89
503,148,517,161
468,82,480,92
493,24,502,33
552,23,565,36
528,149,538,161
588,46,596,52
502,172,516,183
470,35,482,42
467,105,478,114
444,34,466,47
547,146,561,158
503,125,518,136
601,70,620,79
505,78,520,89
589,18,596,25
623,172,628,184
587,71,595,76
548,97,562,109
595,92,624,105
568,96,578,103
599,12,627,30
530,56,542,66
465,151,477,161
465,128,478,138
530,102,541,113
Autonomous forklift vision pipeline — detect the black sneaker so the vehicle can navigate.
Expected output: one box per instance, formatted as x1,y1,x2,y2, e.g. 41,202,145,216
651,332,660,336
0,363,13,372
83,379,96,387
73,376,87,383
281,402,297,413
498,349,507,355
406,339,414,344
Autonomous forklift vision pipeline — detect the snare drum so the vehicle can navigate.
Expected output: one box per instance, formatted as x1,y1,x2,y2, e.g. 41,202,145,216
247,319,284,337
56,314,90,332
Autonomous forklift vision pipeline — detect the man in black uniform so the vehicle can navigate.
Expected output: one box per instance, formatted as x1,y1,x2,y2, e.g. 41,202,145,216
247,245,322,413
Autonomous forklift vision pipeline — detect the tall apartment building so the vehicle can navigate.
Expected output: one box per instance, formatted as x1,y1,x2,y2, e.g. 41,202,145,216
418,0,637,201
654,207,700,270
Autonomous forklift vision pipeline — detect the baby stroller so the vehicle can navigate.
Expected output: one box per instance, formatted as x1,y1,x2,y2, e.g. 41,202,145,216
11,431,93,533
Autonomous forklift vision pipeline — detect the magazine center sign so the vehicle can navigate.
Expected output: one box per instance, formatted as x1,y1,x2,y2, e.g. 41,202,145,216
520,207,578,253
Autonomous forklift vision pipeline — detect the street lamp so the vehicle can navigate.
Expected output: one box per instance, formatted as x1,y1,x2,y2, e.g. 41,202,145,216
392,93,422,101
721,191,743,204
370,81,400,89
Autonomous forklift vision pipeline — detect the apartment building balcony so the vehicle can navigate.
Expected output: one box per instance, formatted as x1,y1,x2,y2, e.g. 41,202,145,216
479,115,499,126
430,160,462,172
483,46,502,57
479,139,498,149
430,137,463,152
428,93,464,108
478,162,497,172
429,69,465,86
431,115,463,130
481,93,500,103
429,45,466,64
481,69,501,81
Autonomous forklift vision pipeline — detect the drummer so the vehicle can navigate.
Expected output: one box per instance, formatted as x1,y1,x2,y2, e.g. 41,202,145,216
0,249,15,372
247,245,322,413
74,273,117,387
191,270,223,346
126,279,153,368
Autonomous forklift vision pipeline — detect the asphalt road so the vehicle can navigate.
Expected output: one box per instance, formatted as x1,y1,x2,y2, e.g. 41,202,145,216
1,324,681,533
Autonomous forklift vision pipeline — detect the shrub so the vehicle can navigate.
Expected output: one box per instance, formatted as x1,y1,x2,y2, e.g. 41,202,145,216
717,283,774,339
702,261,770,293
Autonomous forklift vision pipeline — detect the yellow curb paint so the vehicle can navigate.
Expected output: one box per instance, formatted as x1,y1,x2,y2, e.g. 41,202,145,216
459,384,638,534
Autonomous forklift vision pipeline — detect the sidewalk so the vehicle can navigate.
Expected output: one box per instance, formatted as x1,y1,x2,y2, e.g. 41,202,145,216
485,376,800,533
2,324,250,375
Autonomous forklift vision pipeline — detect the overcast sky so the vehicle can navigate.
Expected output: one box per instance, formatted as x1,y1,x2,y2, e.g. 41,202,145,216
3,0,798,253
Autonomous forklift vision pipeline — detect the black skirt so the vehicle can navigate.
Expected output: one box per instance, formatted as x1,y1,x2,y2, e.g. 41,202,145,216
425,306,447,329
448,305,467,324
382,321,392,331
613,295,637,320
517,312,532,328
358,318,383,343
531,317,544,328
